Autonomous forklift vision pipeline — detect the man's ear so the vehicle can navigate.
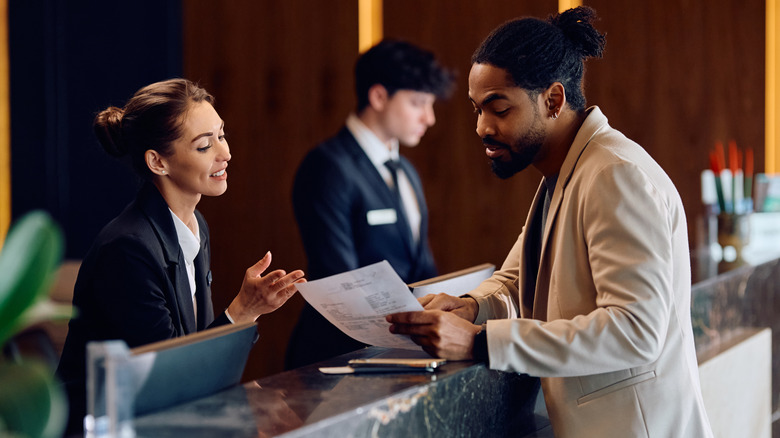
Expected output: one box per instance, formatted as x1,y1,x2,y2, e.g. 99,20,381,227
367,84,389,112
544,82,567,118
145,149,168,177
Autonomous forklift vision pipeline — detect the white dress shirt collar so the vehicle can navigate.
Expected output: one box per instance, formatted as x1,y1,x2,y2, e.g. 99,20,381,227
169,209,200,319
346,113,400,165
169,210,200,263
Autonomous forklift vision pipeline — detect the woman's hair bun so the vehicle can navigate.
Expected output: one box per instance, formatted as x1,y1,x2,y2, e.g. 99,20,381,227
549,6,605,59
93,106,126,157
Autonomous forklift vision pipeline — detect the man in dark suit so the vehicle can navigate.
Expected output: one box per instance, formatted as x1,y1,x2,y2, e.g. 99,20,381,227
285,40,455,368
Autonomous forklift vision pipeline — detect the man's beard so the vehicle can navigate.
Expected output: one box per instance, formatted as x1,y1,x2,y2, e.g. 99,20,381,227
489,124,545,179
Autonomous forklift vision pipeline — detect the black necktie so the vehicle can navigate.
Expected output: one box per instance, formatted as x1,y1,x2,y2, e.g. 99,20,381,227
384,159,402,198
384,159,414,247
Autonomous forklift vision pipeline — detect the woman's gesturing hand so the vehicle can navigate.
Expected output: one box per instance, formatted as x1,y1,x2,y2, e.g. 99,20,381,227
228,251,306,323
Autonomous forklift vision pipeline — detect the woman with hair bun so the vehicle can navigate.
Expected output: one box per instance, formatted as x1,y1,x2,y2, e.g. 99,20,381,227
56,78,306,432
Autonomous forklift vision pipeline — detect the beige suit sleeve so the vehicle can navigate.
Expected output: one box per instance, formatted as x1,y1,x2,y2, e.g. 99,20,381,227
466,233,522,324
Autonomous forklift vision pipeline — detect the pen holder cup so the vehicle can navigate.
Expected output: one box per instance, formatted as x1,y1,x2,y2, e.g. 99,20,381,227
716,213,750,272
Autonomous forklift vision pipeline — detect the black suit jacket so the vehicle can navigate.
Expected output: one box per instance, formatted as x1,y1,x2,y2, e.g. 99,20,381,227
56,183,229,431
285,127,437,368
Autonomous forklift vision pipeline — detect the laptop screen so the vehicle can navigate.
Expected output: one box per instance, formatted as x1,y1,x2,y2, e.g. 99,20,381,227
129,321,258,415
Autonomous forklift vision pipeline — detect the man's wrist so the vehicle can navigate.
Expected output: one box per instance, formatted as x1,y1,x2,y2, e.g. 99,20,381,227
459,295,480,322
473,323,489,364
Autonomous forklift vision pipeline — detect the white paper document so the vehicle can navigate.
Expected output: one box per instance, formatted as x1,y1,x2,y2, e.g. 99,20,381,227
295,260,423,350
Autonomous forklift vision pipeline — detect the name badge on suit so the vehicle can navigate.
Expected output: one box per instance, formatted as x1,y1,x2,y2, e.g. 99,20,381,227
366,208,397,225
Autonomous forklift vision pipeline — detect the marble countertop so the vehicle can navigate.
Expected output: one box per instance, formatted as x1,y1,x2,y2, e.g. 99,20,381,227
134,347,548,437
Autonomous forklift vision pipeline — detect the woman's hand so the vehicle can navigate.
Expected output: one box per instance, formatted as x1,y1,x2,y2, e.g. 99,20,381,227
227,252,306,323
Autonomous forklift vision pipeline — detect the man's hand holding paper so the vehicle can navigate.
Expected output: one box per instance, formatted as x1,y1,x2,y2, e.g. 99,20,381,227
385,308,482,360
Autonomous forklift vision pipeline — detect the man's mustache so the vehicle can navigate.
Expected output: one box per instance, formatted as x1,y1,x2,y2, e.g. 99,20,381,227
482,137,508,148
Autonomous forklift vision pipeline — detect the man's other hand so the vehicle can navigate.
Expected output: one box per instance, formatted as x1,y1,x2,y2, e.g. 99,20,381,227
386,310,482,360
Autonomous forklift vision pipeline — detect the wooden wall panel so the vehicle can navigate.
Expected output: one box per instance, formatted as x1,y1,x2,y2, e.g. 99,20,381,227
183,0,358,379
584,0,765,248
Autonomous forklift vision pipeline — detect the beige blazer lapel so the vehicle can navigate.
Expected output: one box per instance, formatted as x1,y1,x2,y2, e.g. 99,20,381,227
535,107,610,320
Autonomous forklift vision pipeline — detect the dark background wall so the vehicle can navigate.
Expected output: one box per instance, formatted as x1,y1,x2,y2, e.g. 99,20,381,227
9,0,183,257
10,0,766,380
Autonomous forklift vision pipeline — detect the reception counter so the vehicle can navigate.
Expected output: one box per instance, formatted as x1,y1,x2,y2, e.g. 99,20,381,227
133,347,548,437
690,257,780,437
127,256,780,437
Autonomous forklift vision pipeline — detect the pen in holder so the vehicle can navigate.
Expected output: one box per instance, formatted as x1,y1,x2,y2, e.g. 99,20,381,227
717,212,750,272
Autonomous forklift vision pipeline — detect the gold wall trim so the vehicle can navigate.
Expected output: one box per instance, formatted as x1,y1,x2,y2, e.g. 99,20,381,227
359,0,382,53
1,0,10,247
768,0,779,174
559,0,582,12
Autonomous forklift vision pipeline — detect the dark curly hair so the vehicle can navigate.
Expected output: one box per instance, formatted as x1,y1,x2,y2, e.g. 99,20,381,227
472,6,605,112
355,39,455,112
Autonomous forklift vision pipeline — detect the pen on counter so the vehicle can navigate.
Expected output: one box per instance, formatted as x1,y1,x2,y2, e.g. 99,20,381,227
721,168,733,213
714,140,731,212
745,147,754,210
733,169,744,213
709,150,726,213
728,140,739,211
700,169,718,214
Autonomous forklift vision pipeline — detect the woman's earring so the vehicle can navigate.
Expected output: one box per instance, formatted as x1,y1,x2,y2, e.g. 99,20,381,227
162,170,166,175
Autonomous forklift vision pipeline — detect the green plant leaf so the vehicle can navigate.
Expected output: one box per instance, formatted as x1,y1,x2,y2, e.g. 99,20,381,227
0,360,67,438
11,299,75,337
0,211,64,347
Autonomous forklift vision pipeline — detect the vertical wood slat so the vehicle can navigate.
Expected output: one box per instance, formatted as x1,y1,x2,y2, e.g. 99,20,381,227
768,0,779,174
0,0,9,247
559,0,583,13
359,0,383,53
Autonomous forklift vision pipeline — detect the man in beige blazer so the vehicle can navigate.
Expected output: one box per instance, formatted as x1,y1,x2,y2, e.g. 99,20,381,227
387,7,713,437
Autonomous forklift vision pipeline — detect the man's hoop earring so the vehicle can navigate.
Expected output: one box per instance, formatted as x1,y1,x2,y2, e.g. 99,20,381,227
551,111,559,120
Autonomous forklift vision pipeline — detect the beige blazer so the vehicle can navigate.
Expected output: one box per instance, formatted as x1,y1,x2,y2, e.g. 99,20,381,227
469,107,712,437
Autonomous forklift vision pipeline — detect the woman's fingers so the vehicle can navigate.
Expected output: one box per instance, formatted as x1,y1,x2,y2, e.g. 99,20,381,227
266,270,305,290
246,252,273,278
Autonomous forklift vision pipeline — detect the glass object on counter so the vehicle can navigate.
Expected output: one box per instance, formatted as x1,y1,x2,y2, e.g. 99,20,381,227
85,341,136,438
716,213,750,273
